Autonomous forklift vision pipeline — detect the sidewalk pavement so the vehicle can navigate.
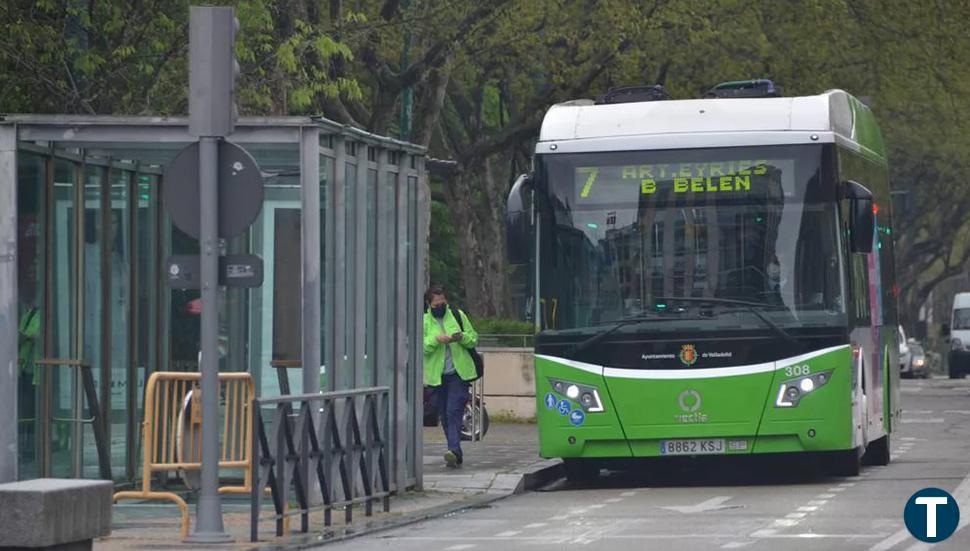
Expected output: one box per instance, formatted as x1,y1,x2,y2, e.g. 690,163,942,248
97,422,560,550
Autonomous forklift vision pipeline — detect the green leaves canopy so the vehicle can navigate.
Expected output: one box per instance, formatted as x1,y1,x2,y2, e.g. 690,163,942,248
2,0,968,320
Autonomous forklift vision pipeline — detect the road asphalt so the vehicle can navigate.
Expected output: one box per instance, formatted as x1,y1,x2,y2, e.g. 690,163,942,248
318,376,970,551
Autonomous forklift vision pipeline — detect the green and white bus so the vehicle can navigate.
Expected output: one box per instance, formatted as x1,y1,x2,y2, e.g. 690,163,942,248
506,81,900,481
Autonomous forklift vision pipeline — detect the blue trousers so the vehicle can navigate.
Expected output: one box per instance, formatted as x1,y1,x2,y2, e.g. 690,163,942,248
433,373,469,453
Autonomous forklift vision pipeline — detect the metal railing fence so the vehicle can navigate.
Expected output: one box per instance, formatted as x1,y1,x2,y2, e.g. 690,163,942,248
250,386,391,542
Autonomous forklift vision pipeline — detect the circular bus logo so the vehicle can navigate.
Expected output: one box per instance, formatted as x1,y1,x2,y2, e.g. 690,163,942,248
678,389,702,412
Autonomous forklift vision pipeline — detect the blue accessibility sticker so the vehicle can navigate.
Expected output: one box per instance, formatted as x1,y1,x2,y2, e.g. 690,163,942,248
569,409,586,426
544,392,557,410
557,399,571,416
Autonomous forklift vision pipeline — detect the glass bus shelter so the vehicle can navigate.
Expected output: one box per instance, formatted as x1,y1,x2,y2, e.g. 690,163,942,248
0,115,427,492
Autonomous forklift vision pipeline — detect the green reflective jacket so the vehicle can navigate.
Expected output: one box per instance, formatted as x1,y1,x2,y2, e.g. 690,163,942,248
423,307,479,386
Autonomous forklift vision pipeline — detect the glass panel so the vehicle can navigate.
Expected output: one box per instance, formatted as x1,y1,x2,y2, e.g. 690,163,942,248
16,152,45,480
224,234,250,376
249,146,301,396
341,162,357,390
405,173,418,477
271,205,302,372
365,169,377,386
168,224,200,372
134,173,158,476
49,159,76,477
80,164,104,478
106,169,131,478
381,171,398,388
319,155,332,390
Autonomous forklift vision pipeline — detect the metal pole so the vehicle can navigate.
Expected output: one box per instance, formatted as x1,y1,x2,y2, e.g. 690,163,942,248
187,136,231,543
299,126,320,505
0,123,18,483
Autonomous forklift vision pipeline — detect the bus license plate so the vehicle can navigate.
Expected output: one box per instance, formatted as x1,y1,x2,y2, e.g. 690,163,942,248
660,438,726,456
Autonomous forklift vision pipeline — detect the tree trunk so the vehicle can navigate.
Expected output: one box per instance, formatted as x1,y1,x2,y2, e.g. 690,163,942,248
444,158,514,318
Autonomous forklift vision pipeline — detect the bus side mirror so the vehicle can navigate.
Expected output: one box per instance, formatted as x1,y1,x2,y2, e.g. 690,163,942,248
507,173,534,265
844,180,874,254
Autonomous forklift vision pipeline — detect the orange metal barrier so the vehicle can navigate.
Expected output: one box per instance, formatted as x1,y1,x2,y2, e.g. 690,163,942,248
113,372,255,539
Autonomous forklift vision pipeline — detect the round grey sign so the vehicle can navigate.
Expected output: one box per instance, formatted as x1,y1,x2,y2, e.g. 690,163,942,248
163,141,264,239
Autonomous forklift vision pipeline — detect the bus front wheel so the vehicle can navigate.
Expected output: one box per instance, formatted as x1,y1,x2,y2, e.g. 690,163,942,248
563,459,601,484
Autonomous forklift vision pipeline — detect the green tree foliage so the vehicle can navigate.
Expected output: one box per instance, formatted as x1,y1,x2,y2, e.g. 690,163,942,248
0,0,362,115
427,194,465,307
2,0,969,322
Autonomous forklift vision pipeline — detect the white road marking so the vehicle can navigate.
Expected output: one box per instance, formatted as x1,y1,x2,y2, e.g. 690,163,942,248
773,519,800,527
398,533,889,542
524,523,547,529
722,542,753,548
902,410,932,414
588,504,606,509
839,482,857,487
798,506,819,512
817,493,837,499
550,505,594,520
605,498,623,503
807,500,828,506
620,491,637,497
901,418,944,424
786,512,807,519
943,410,970,415
661,496,735,514
446,546,475,551
898,437,925,441
495,530,521,537
750,529,778,537
828,487,846,492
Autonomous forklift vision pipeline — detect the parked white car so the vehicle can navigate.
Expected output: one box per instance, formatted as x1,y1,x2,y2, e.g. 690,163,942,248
901,339,929,378
898,325,911,375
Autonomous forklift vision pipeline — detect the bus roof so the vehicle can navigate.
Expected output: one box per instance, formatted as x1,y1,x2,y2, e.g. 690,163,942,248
538,90,885,160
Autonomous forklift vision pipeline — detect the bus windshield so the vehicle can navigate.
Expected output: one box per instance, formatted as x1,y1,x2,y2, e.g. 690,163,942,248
537,144,847,335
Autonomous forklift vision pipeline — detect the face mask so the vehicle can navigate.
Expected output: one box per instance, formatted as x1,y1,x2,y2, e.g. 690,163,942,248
431,304,447,318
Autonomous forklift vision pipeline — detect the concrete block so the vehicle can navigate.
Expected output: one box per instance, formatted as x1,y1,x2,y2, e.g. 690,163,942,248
0,478,112,549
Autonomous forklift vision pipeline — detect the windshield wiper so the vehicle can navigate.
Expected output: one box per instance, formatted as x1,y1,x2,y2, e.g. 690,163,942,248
567,310,692,357
655,296,798,344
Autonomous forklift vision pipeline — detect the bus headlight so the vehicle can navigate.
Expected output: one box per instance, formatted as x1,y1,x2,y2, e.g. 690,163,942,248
775,370,833,408
549,378,604,412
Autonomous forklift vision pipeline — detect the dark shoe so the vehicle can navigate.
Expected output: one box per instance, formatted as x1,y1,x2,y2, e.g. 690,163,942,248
456,449,464,465
444,450,458,468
